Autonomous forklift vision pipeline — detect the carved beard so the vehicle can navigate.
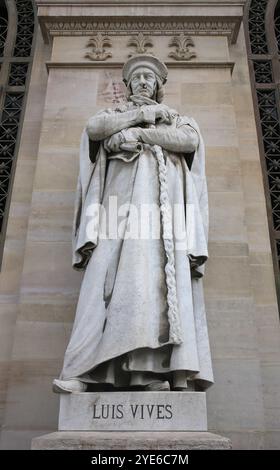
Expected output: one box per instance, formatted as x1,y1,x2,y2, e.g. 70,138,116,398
138,87,153,97
139,81,157,98
130,84,156,100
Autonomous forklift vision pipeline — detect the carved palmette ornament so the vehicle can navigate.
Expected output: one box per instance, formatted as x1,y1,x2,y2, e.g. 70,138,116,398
85,33,112,61
168,34,196,61
127,32,154,57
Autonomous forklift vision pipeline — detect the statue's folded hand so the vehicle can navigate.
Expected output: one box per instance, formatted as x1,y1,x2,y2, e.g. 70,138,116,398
121,127,142,143
104,131,125,153
104,128,143,153
142,104,172,125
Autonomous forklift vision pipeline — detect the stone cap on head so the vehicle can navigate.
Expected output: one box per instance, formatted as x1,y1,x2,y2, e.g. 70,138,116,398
122,54,168,85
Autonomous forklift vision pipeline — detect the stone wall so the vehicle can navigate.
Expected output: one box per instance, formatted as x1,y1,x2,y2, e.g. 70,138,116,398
0,30,51,448
0,0,280,449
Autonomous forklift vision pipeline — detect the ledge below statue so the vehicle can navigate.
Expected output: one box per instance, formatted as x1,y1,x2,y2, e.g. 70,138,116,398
31,431,232,450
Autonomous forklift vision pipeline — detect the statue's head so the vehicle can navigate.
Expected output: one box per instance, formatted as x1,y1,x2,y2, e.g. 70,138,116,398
122,54,168,103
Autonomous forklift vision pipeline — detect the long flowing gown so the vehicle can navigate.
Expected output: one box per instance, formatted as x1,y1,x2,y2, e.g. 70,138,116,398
59,98,214,390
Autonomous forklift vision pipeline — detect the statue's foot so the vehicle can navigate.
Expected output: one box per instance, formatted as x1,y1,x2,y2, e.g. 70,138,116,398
52,378,87,394
172,371,195,391
172,381,195,391
144,380,170,391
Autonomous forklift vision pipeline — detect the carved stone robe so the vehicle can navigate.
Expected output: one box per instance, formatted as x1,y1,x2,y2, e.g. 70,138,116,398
60,98,214,390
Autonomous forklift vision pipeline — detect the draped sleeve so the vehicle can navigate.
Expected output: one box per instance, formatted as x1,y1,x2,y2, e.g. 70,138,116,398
72,128,107,270
181,117,209,279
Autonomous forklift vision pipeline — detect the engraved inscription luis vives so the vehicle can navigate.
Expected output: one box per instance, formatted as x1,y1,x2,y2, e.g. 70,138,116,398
92,403,173,420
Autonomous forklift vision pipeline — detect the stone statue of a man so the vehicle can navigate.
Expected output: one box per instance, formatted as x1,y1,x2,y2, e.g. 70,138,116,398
53,54,214,393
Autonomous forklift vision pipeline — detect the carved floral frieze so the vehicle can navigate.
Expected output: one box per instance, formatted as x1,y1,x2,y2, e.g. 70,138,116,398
127,33,154,57
83,31,197,63
85,33,112,61
168,34,196,61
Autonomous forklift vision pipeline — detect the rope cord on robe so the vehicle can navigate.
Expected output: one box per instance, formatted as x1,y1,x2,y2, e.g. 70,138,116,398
152,142,183,345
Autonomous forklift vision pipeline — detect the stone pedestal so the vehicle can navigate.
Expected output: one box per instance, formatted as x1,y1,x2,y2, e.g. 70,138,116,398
31,431,232,450
58,391,207,432
31,391,231,449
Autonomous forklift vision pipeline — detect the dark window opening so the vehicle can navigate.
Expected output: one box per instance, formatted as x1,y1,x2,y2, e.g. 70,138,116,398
0,0,8,57
0,0,35,267
274,0,280,50
245,0,280,308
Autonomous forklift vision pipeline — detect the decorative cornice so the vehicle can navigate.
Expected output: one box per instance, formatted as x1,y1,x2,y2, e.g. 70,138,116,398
45,61,235,72
40,17,241,44
36,1,246,4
